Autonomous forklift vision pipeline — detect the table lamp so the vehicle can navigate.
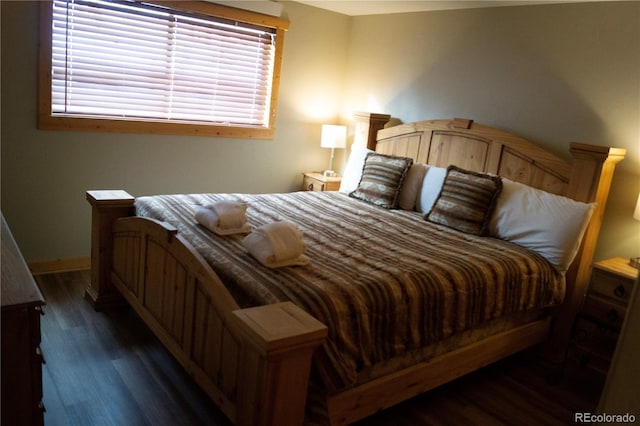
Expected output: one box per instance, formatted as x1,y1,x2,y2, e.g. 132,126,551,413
321,124,347,177
631,192,640,268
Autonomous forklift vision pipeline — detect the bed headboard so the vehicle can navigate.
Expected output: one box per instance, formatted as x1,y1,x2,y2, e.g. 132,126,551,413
370,116,626,361
375,118,574,195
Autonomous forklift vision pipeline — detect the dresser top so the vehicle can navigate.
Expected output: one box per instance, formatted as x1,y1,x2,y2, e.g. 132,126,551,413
594,257,639,281
303,172,342,182
1,214,45,309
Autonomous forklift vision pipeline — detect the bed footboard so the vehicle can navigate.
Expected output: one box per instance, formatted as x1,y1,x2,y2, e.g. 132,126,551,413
86,191,327,426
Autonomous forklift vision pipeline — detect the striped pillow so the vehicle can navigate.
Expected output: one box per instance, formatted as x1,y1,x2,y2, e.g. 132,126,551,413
426,165,502,235
349,153,413,209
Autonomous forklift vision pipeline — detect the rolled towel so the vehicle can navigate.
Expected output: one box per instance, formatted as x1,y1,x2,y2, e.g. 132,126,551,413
211,200,249,229
195,201,252,235
242,221,310,268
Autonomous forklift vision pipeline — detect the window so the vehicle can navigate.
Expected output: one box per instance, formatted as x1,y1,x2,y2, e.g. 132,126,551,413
39,0,288,139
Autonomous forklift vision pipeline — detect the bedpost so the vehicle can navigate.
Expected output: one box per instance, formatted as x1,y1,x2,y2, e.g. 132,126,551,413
232,302,327,426
85,190,135,310
353,112,391,150
546,144,625,363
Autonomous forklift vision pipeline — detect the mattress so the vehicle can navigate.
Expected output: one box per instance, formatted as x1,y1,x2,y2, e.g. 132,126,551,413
135,191,564,392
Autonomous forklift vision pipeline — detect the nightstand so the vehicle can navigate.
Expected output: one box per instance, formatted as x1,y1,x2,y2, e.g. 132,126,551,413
302,172,342,192
568,258,638,376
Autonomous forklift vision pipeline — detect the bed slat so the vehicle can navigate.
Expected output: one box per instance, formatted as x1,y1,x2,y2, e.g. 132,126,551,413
327,318,550,426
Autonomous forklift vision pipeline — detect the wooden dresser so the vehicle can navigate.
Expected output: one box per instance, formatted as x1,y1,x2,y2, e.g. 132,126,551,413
569,257,638,377
1,213,46,426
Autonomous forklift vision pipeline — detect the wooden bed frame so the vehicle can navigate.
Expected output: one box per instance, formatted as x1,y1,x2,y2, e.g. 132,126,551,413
85,116,625,426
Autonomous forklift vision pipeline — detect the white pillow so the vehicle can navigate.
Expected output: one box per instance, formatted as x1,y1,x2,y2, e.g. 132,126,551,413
398,163,428,211
339,145,374,193
416,166,447,214
488,178,596,273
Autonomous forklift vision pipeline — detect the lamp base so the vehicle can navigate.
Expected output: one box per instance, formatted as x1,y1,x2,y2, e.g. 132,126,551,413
630,257,640,269
322,170,337,177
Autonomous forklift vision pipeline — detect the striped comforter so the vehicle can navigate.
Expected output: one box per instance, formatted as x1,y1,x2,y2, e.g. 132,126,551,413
135,191,564,392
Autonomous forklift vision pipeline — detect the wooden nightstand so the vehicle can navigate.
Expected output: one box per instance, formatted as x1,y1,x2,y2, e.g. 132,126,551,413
568,257,638,376
302,172,342,192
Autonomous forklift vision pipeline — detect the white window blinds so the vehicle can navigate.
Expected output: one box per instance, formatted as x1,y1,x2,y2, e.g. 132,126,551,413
51,0,277,128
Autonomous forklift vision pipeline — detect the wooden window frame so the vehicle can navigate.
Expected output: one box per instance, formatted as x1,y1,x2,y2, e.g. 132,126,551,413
38,0,289,139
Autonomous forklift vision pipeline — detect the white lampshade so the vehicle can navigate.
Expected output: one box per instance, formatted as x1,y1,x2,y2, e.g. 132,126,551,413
631,192,640,269
320,124,347,149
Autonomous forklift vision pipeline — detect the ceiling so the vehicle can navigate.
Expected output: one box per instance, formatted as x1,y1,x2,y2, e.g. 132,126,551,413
292,1,602,16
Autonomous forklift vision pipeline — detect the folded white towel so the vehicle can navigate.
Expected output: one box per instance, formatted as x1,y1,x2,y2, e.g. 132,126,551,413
242,221,310,268
195,201,252,235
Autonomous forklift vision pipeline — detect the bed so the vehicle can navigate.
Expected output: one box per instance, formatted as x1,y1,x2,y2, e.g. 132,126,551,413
85,117,625,426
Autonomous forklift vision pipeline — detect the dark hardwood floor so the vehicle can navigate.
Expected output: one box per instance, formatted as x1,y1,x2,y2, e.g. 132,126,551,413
37,270,604,426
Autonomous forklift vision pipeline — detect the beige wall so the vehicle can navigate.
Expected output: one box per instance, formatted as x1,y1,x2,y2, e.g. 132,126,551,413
1,1,638,264
342,1,640,262
0,1,350,261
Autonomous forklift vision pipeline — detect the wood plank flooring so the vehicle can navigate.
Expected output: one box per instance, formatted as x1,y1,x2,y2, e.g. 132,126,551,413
37,270,604,426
